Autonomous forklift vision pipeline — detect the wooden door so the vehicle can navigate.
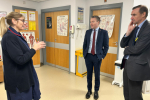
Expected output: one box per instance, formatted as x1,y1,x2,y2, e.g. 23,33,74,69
45,12,55,65
93,8,121,75
0,61,3,82
54,11,69,69
15,9,40,67
45,10,69,70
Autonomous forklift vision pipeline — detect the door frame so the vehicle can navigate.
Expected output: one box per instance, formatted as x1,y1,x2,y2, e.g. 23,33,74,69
90,3,123,60
12,6,36,11
41,5,71,73
89,3,123,78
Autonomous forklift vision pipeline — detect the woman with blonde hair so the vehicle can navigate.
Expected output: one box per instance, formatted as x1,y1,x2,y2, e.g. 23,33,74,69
0,12,46,100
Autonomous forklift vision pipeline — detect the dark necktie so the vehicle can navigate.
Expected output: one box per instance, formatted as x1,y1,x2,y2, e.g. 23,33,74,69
133,26,139,45
91,29,96,55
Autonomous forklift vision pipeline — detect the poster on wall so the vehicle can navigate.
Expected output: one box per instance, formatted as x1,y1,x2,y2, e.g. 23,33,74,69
29,11,35,21
20,11,27,20
0,11,7,18
47,17,52,29
20,32,35,49
24,21,28,30
29,21,36,30
99,15,115,38
78,7,84,23
57,15,68,36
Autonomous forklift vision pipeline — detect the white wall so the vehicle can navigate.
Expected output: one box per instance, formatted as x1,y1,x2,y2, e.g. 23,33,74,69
0,0,39,13
85,0,134,60
38,0,77,73
75,0,87,50
133,0,150,21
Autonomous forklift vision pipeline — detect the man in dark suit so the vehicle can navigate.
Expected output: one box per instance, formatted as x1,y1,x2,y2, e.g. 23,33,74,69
120,5,150,100
83,16,109,100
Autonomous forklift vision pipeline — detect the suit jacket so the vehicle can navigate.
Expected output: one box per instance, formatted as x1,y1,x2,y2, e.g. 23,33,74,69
83,28,109,60
120,20,150,81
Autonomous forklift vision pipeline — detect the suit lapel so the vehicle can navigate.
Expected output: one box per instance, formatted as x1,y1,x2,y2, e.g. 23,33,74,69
96,28,102,44
137,20,148,37
88,29,93,41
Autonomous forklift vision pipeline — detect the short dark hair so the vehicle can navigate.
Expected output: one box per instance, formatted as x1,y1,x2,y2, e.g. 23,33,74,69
91,15,100,22
132,5,148,18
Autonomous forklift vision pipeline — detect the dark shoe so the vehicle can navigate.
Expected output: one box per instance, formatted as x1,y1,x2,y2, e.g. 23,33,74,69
94,91,99,100
85,91,92,99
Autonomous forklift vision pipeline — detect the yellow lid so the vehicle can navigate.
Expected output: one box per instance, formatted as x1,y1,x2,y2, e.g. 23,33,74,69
75,49,83,53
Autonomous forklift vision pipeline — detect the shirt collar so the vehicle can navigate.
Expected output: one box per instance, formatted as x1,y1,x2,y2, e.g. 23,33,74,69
138,19,147,29
93,27,99,31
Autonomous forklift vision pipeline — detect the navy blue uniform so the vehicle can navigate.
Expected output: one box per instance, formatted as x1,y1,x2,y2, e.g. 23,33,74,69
2,26,41,100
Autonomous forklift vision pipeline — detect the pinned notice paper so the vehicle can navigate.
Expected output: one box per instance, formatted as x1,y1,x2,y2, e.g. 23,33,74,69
20,11,27,20
29,21,36,30
29,11,35,21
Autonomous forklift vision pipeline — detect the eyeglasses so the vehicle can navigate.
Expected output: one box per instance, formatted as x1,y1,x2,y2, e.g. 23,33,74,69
17,19,25,23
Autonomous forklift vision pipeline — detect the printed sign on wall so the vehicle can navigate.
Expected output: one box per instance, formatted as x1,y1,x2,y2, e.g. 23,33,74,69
99,15,115,38
29,11,36,21
20,32,35,48
57,15,68,36
20,11,27,20
47,17,52,29
78,7,84,23
24,21,28,30
0,11,7,18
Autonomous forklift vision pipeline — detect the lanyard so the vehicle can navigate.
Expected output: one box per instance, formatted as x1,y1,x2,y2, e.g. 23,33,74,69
9,28,30,49
8,28,21,36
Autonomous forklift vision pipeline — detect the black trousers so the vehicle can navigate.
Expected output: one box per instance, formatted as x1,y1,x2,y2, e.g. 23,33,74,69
85,54,102,91
123,61,143,100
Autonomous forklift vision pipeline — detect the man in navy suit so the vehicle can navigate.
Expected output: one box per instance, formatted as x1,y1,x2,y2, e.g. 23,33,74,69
83,16,109,100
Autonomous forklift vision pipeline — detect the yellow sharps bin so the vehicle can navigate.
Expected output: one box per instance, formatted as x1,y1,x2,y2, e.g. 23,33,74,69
75,49,87,78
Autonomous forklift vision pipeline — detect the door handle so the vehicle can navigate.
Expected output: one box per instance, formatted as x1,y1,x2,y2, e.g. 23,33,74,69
55,39,57,41
113,42,118,46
